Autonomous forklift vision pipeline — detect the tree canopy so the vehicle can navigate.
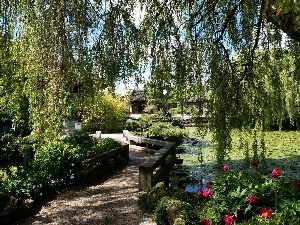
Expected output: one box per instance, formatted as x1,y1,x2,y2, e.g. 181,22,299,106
0,0,300,163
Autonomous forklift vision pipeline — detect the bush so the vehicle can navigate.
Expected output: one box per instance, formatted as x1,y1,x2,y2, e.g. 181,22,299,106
91,138,121,155
140,164,300,225
0,132,122,200
34,140,73,184
0,134,39,171
154,196,200,225
83,91,128,133
0,134,21,169
62,130,94,149
143,122,187,142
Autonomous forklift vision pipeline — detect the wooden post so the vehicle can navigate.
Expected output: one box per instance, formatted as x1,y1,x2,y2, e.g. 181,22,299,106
139,166,153,191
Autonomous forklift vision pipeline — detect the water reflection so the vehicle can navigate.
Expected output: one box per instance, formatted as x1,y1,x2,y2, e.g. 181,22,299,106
170,138,214,192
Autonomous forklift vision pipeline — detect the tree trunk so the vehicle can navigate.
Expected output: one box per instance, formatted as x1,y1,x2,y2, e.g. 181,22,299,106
264,0,300,42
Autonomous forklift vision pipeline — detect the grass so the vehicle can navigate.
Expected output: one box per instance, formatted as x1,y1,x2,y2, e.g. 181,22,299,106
178,127,300,179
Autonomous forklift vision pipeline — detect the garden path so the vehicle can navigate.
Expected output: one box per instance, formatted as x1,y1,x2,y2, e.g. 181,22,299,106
16,134,157,225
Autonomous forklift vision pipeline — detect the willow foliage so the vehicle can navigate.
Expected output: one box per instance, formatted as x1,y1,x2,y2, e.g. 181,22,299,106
0,0,299,163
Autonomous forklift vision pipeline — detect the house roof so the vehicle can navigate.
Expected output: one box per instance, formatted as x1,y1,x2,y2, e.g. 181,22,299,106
130,90,145,102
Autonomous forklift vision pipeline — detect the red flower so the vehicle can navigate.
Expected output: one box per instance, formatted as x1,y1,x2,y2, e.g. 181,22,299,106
250,161,259,167
203,189,212,198
259,208,272,220
201,218,212,225
223,164,230,171
224,214,235,225
206,181,214,187
248,194,258,205
197,189,203,197
271,168,281,178
294,180,300,190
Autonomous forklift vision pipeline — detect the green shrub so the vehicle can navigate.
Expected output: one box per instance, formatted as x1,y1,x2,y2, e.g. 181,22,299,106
83,91,128,133
0,133,124,200
136,114,161,131
0,167,54,199
34,140,73,183
154,196,200,225
143,122,187,142
89,138,122,155
62,130,94,149
0,134,21,169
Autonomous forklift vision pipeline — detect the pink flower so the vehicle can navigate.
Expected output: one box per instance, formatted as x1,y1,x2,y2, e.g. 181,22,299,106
203,189,212,198
206,181,214,187
224,214,235,225
197,189,203,197
271,168,281,178
223,164,230,171
201,218,212,225
248,194,258,205
259,208,272,220
250,161,259,167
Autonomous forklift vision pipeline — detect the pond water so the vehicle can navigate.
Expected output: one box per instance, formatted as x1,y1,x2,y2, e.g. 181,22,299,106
169,138,215,193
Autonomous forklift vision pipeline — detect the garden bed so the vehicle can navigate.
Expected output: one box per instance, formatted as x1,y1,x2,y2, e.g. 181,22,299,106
73,144,129,185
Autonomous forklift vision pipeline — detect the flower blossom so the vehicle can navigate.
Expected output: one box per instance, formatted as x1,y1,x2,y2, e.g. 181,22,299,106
250,161,259,167
248,194,258,205
203,189,212,198
197,189,203,197
259,208,272,220
223,164,231,171
271,168,281,178
224,214,235,225
201,218,212,225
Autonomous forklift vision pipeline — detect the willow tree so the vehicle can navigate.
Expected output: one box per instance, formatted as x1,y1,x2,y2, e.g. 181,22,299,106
1,0,300,163
0,1,140,137
138,0,300,165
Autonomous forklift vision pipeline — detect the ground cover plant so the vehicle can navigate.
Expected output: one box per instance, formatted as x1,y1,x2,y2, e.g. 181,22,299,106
139,129,300,224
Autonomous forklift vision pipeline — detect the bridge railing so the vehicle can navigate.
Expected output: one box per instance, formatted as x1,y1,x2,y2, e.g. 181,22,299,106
123,130,177,191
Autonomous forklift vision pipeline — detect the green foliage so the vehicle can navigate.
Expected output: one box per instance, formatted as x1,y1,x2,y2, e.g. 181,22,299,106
0,134,38,171
93,137,121,155
142,122,187,142
140,166,300,225
1,0,300,172
126,114,186,142
63,130,94,149
0,134,21,169
0,131,122,200
154,196,200,225
83,91,128,133
139,183,201,225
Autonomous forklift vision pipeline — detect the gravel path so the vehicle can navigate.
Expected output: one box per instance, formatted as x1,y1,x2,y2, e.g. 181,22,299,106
16,134,157,225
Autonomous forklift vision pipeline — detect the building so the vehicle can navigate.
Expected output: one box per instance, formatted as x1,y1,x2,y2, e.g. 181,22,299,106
130,90,146,114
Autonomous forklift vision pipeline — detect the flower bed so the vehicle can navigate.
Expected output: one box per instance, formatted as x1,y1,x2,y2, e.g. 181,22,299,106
139,162,300,225
0,131,126,224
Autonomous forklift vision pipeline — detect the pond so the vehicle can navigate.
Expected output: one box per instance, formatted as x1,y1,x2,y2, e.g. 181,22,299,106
169,132,300,193
169,138,216,193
